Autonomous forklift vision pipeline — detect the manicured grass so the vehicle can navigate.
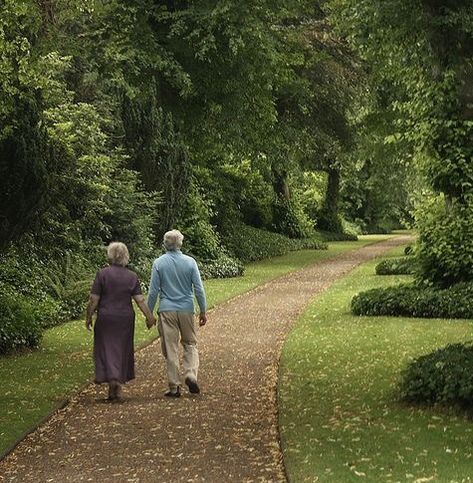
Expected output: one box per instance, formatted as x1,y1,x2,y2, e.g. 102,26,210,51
0,235,388,455
279,245,473,482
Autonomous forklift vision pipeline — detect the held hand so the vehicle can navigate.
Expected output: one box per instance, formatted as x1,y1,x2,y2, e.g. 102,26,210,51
146,316,157,330
199,313,207,327
85,319,93,331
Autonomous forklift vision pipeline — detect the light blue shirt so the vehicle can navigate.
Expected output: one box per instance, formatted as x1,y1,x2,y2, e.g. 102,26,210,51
147,250,207,314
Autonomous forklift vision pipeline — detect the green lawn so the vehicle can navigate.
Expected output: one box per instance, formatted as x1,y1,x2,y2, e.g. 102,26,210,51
0,235,388,456
279,245,473,482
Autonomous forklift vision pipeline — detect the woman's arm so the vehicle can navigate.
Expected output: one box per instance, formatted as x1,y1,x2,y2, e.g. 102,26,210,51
133,294,157,329
85,294,100,330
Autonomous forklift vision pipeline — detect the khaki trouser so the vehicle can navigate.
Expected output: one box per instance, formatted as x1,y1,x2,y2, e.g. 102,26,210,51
158,311,199,391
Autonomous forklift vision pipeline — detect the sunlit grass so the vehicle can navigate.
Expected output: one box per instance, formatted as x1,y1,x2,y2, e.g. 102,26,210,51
279,245,473,482
0,235,388,455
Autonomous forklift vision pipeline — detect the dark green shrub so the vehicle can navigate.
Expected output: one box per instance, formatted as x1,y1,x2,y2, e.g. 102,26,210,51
223,223,327,263
400,342,473,405
199,254,245,280
317,230,358,242
272,195,314,239
416,196,473,287
375,257,417,275
0,292,44,354
352,282,473,319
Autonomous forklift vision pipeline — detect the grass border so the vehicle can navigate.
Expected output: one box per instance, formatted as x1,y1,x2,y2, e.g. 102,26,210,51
275,236,410,483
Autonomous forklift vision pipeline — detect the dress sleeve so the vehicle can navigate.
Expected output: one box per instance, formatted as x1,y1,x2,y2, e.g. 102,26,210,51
91,271,103,296
132,275,142,296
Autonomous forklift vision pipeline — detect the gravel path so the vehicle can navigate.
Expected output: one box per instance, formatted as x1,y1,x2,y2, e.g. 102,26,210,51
0,236,411,483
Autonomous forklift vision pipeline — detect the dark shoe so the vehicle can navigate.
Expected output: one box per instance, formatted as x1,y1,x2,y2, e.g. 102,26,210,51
164,387,181,398
185,377,200,394
108,380,119,401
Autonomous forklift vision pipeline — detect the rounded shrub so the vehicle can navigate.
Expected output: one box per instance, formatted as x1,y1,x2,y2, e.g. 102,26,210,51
375,257,417,275
0,292,44,354
199,254,245,280
400,342,473,405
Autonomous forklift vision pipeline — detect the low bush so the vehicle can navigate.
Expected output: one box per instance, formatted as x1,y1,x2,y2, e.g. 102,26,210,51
400,342,473,405
0,292,44,354
352,282,473,319
223,224,327,263
317,230,358,242
199,254,245,280
375,257,417,275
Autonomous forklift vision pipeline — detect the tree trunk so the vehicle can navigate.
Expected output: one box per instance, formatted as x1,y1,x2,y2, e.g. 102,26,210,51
323,167,340,216
318,166,342,233
272,168,291,201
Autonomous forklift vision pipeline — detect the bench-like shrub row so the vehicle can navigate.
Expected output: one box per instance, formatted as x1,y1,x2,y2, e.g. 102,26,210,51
351,282,473,319
400,342,473,405
375,257,417,275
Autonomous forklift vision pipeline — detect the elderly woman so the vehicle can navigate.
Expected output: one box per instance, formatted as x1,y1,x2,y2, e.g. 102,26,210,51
86,242,156,402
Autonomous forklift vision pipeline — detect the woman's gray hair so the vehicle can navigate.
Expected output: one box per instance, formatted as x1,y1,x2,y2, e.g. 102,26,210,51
107,242,130,266
163,229,184,251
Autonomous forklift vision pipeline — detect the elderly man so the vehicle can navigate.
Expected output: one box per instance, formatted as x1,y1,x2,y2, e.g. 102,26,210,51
147,229,207,397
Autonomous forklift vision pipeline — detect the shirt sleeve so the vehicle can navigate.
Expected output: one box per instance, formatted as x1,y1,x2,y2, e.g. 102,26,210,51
132,275,142,296
147,260,161,313
192,260,207,313
91,271,103,296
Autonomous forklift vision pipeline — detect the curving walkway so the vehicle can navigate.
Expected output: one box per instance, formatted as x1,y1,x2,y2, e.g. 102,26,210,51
0,236,411,482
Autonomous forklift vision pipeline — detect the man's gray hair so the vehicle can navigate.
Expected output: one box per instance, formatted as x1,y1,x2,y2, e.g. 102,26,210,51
163,229,184,251
107,242,130,266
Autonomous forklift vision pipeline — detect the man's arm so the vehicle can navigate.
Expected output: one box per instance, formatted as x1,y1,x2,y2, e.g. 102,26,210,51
133,294,156,329
147,261,161,313
192,260,207,326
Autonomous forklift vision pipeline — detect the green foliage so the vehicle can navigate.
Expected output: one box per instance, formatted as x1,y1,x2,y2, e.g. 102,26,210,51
177,186,223,262
0,96,60,248
330,0,473,286
352,282,473,319
199,254,245,280
272,195,314,239
375,257,417,276
0,292,43,354
400,343,473,405
122,91,190,237
209,161,275,230
317,230,357,242
416,195,473,287
223,223,326,263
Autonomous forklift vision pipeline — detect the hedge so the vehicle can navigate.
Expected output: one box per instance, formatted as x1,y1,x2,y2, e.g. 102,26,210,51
400,342,473,405
223,224,327,263
351,282,473,319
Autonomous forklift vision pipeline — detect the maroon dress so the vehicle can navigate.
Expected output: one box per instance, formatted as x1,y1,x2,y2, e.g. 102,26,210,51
91,265,142,384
